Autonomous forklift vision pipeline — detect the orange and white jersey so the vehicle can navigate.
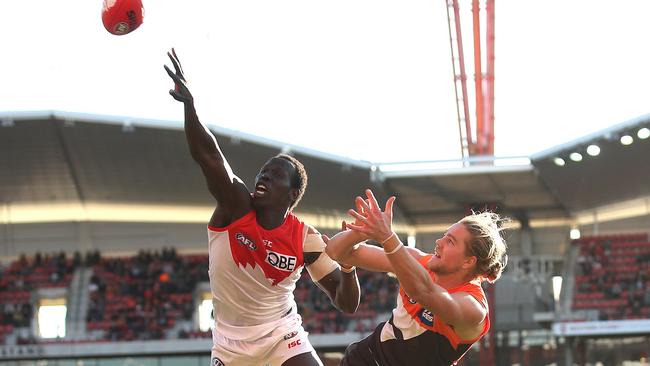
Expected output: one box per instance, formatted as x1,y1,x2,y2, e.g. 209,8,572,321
207,210,308,341
376,254,490,365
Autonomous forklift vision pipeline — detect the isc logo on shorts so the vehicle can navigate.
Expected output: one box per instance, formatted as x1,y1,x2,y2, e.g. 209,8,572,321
266,250,297,272
211,357,225,366
288,339,302,349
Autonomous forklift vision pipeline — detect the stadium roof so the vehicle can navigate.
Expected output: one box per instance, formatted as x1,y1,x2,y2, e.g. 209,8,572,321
1,110,649,231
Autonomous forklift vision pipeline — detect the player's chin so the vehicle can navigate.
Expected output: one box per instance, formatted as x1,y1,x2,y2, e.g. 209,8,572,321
251,195,271,209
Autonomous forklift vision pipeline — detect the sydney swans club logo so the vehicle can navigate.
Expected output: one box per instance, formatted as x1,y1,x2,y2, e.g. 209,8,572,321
283,331,298,340
235,233,257,251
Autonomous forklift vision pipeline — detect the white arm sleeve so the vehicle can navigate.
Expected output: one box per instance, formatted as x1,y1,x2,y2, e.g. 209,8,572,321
304,233,340,282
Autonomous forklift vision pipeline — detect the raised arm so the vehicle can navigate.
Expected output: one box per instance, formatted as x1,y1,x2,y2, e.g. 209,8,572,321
164,49,251,222
324,230,407,273
325,198,426,273
346,190,486,332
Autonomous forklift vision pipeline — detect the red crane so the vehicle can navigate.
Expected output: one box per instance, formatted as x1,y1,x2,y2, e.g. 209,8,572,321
447,2,497,366
446,0,495,160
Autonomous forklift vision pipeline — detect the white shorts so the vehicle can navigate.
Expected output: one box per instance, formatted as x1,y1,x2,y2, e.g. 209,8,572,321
210,314,320,366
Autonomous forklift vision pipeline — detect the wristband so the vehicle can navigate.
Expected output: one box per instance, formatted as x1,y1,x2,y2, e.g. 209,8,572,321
340,265,356,273
380,232,397,245
384,242,404,255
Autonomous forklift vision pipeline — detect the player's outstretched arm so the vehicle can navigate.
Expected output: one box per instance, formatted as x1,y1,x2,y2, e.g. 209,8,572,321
346,189,486,330
164,48,250,220
325,198,424,273
326,230,425,273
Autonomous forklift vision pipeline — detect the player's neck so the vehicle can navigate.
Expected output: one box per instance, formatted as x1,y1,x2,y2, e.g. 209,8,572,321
256,207,290,230
435,270,475,289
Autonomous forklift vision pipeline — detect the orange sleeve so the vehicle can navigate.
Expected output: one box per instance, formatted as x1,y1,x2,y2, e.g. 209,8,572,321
417,254,434,267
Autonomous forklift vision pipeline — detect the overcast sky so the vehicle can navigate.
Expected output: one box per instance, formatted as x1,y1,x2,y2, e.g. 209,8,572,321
1,0,649,163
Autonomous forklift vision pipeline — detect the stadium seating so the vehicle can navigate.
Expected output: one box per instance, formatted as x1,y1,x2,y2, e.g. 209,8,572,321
86,249,206,341
1,249,400,345
572,234,650,320
297,269,398,334
0,252,77,344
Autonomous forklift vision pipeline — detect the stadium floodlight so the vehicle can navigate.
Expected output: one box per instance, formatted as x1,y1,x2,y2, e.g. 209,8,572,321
620,135,633,145
586,144,600,156
570,228,581,240
553,157,565,166
569,152,582,162
638,127,650,140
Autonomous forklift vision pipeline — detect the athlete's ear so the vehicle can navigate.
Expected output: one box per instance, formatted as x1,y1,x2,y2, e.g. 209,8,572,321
463,255,477,269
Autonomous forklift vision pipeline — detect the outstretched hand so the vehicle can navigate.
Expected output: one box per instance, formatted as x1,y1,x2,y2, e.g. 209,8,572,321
340,200,371,242
346,189,396,245
164,48,193,104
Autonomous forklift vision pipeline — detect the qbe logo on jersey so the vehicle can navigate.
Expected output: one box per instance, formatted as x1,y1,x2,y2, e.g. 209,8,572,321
266,250,297,272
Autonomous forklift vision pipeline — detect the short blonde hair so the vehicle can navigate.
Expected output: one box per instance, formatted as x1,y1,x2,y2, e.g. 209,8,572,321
459,212,509,283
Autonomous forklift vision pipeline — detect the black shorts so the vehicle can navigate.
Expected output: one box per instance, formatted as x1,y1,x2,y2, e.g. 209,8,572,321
341,321,469,366
341,322,384,366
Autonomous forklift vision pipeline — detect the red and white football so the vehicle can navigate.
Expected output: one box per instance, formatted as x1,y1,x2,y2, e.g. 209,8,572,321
102,0,144,36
